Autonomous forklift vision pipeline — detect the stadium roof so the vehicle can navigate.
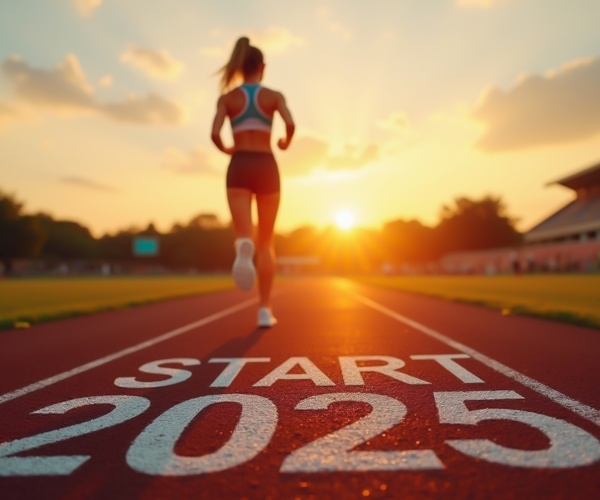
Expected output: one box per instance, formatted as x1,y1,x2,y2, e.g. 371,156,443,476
525,197,600,243
526,160,600,243
548,162,600,191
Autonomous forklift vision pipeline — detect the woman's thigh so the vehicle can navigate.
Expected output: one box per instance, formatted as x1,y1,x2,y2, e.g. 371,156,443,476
227,188,253,237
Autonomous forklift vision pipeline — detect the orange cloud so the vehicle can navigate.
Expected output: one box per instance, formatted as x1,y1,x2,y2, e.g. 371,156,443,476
2,54,184,125
201,27,305,59
0,101,18,128
60,176,120,192
73,0,102,17
316,6,352,41
456,0,505,8
283,134,379,176
377,111,411,131
121,45,184,80
101,93,183,125
162,146,223,176
99,75,113,87
3,54,94,109
250,26,307,54
473,57,600,151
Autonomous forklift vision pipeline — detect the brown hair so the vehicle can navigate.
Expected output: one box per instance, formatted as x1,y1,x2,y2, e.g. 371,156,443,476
219,36,264,92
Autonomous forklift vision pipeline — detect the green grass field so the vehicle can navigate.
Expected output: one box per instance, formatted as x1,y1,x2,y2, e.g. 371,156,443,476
0,276,235,330
355,275,600,330
2,275,599,331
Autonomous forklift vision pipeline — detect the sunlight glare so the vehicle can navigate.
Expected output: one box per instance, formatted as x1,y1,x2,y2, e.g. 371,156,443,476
335,210,356,231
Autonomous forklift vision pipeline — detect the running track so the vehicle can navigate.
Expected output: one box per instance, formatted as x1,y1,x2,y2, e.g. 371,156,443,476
0,277,599,499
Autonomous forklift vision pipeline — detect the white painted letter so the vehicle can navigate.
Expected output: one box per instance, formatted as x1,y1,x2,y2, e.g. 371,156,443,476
253,357,335,387
114,358,200,388
410,354,484,384
339,356,429,386
209,358,271,387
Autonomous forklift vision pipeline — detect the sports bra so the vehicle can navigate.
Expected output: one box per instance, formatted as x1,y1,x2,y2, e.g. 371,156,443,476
230,84,273,133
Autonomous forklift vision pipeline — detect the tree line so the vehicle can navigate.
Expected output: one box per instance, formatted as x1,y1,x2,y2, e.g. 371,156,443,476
0,189,522,275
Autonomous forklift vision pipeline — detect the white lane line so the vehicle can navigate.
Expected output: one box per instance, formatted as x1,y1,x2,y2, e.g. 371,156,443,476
0,298,257,406
352,292,600,428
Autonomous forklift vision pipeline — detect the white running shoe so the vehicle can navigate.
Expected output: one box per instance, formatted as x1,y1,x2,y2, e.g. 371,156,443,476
258,307,277,328
232,238,256,291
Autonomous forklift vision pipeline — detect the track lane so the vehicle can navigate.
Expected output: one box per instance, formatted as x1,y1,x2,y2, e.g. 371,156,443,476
0,290,257,395
348,280,600,411
0,277,598,499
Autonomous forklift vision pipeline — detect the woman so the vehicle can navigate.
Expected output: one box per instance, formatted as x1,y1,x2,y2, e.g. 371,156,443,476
211,36,295,328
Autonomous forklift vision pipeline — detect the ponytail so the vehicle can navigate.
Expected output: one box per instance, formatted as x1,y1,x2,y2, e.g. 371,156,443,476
218,36,264,93
219,37,250,92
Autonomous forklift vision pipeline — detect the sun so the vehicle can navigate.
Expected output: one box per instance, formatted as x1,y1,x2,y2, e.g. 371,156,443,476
334,209,356,231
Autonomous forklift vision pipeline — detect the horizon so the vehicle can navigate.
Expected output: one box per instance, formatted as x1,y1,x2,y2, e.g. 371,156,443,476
1,0,599,237
20,192,528,239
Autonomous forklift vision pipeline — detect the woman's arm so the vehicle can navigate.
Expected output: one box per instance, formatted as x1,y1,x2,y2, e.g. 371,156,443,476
275,92,295,150
211,96,234,154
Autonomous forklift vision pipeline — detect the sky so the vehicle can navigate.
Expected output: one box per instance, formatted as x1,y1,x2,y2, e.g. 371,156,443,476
1,0,599,236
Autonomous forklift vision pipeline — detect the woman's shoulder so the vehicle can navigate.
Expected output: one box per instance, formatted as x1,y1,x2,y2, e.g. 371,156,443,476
223,86,244,98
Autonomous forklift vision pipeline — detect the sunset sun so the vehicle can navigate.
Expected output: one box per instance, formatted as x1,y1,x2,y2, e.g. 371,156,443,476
334,210,356,231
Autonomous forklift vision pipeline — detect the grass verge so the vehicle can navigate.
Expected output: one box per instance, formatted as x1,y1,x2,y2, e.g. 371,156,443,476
0,276,235,331
354,275,600,330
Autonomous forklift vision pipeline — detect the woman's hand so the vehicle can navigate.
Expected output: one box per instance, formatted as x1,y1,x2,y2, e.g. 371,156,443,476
276,93,295,151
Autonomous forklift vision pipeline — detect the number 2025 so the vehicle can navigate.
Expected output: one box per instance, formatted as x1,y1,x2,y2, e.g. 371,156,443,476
1,390,599,476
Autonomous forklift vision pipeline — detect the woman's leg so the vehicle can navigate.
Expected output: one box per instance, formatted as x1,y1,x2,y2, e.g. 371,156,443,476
256,192,280,308
227,188,256,290
227,188,253,238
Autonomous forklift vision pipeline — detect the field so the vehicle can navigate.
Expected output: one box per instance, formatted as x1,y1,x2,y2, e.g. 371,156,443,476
356,274,600,330
2,274,599,331
0,276,235,330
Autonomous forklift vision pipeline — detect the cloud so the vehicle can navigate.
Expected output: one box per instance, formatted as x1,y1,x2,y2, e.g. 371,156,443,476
284,136,329,175
60,176,119,192
283,134,379,176
377,111,411,132
317,6,329,20
2,54,184,125
328,22,352,41
328,144,379,169
121,45,184,80
99,75,113,87
199,46,226,59
0,101,17,127
163,134,364,178
161,146,223,176
472,57,600,151
316,7,352,41
250,26,307,54
3,54,94,110
101,93,183,125
200,27,305,59
456,0,505,8
73,0,102,17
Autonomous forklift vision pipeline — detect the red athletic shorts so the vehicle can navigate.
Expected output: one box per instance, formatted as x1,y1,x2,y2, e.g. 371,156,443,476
226,151,280,195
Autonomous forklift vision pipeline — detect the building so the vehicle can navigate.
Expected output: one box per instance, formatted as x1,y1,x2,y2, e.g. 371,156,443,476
525,162,600,245
440,161,600,274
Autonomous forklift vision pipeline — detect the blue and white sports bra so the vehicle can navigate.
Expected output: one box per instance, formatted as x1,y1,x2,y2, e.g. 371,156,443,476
231,84,272,133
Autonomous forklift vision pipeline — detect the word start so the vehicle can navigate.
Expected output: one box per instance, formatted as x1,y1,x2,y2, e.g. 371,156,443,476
113,354,485,389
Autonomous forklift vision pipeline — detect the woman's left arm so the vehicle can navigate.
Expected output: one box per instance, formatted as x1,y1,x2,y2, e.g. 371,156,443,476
211,96,234,154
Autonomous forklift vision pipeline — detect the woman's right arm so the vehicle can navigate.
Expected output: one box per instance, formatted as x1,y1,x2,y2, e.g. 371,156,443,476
275,92,295,150
211,96,234,154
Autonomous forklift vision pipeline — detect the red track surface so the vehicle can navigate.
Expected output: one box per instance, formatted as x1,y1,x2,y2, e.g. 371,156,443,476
0,277,599,499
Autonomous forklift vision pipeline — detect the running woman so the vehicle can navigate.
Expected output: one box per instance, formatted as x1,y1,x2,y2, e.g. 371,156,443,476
211,36,295,328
